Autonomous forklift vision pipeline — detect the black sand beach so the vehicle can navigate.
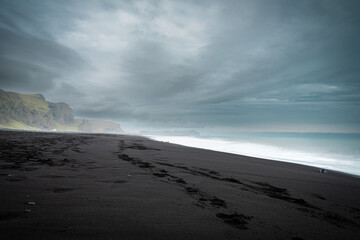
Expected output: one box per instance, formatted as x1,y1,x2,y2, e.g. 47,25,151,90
0,130,359,239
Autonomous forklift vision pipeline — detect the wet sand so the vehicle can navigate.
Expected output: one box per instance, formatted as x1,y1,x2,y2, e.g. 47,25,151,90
0,130,359,240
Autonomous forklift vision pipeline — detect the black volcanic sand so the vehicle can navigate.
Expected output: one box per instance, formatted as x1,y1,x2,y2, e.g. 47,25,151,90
0,131,359,240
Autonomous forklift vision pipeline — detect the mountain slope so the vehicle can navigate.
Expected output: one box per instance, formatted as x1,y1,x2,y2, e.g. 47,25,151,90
0,89,123,133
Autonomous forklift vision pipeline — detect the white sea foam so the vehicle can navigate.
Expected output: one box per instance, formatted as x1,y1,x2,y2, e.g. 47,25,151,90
148,135,360,176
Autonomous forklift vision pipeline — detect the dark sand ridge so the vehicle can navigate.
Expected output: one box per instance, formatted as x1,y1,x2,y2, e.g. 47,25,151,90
0,131,359,240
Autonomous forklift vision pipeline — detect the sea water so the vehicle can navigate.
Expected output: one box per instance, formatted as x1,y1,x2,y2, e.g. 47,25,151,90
148,132,360,176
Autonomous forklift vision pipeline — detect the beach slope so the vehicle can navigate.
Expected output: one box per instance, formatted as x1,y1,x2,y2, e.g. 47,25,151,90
0,131,359,239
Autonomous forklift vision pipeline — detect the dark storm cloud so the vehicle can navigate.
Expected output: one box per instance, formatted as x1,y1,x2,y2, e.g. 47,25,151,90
0,0,359,132
192,0,360,105
119,39,200,102
0,1,87,93
0,57,56,91
0,27,86,91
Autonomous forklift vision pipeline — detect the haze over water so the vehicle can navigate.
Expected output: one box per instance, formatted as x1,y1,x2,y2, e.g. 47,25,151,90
150,133,360,176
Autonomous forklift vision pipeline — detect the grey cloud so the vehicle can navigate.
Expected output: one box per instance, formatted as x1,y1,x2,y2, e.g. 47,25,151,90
0,0,359,132
119,39,199,102
0,28,85,71
0,57,56,91
0,6,88,93
191,0,360,103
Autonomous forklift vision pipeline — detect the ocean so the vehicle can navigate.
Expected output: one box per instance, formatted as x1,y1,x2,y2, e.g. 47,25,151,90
148,132,360,176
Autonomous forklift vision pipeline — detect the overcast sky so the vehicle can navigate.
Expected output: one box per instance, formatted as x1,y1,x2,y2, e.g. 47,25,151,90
0,0,359,133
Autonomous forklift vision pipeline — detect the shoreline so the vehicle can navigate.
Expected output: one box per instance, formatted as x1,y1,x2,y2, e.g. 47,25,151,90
3,129,358,177
154,139,360,180
147,134,360,177
1,130,360,239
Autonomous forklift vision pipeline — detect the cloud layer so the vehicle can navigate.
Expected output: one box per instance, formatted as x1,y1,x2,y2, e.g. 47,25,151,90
1,0,359,133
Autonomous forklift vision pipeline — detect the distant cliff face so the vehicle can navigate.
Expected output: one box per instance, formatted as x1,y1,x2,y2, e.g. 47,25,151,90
48,102,74,125
0,89,55,129
76,119,123,133
0,89,123,133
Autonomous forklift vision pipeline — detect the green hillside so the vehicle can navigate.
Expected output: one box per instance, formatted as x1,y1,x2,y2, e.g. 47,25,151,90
18,93,50,113
0,89,123,133
0,119,40,130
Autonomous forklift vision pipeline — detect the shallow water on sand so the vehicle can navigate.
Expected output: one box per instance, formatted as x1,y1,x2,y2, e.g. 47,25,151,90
148,133,360,176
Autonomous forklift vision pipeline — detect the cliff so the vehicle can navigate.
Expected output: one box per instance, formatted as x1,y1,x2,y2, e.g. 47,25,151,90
0,89,123,133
